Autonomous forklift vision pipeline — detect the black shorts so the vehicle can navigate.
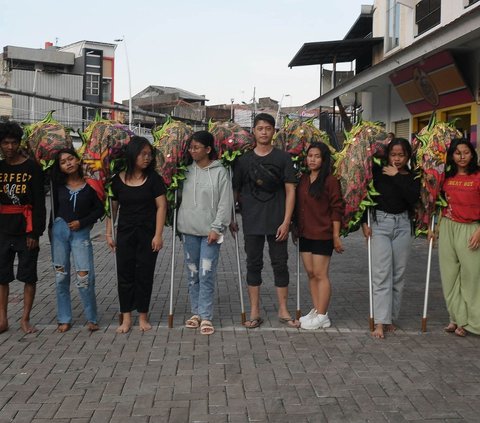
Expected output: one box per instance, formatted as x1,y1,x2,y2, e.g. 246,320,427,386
0,233,39,285
299,237,333,257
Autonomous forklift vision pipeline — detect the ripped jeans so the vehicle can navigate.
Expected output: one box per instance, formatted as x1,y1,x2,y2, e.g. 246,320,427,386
52,218,97,324
182,234,221,321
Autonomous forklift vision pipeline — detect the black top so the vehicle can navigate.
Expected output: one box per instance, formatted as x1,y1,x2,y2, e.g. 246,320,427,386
111,171,166,231
53,183,104,228
233,148,297,235
371,165,420,215
0,159,46,238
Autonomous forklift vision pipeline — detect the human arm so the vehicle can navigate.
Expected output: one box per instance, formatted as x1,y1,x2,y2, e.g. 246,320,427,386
333,221,344,253
389,170,421,206
276,182,295,241
209,169,233,244
105,200,118,251
28,163,46,248
152,194,167,252
77,186,105,229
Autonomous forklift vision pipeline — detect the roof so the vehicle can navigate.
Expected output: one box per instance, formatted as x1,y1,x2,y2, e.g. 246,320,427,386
288,38,383,67
344,9,374,40
143,85,208,102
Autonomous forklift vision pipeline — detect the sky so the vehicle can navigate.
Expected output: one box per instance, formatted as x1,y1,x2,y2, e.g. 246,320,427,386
0,0,370,107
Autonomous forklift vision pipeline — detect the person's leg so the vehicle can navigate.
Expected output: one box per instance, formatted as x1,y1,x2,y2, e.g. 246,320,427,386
370,213,394,338
390,213,413,328
300,251,319,312
21,283,36,334
134,227,159,331
71,226,98,329
244,235,265,326
0,284,9,333
115,227,136,333
16,235,39,334
52,219,72,331
0,234,15,333
267,236,295,323
438,218,461,329
451,221,480,334
183,235,202,319
310,254,332,315
197,237,221,322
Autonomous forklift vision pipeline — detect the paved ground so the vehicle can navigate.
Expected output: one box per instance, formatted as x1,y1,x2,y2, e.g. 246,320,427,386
1,208,480,423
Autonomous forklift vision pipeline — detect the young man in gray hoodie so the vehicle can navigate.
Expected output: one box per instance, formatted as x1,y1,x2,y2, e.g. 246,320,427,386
177,131,232,335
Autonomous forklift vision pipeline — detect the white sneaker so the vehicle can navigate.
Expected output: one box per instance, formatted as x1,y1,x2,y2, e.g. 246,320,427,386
301,313,331,330
299,308,317,323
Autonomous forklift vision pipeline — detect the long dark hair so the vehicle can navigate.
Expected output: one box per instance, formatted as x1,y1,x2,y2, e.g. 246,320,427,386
52,148,83,186
386,137,413,171
307,142,332,199
446,138,479,177
125,136,156,179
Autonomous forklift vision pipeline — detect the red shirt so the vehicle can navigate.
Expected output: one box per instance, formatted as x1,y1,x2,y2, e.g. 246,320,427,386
295,174,344,240
442,172,480,223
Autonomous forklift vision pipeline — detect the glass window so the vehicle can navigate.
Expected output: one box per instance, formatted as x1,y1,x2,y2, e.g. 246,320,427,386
416,0,441,36
102,79,112,102
86,74,100,96
386,0,400,52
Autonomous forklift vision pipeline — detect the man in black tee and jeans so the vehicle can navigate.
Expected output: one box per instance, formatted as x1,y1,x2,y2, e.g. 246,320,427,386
0,121,46,333
232,113,299,328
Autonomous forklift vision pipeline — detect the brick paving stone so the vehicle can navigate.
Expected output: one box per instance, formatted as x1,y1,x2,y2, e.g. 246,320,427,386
1,218,480,422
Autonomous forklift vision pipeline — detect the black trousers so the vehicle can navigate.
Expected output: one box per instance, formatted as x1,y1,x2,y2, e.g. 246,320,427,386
115,225,158,313
244,234,289,287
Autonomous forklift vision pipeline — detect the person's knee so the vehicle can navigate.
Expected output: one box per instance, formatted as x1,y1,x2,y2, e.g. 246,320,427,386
76,272,89,289
54,265,66,274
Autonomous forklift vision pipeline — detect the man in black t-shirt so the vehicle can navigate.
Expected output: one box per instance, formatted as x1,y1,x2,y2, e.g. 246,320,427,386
0,122,46,334
232,113,299,328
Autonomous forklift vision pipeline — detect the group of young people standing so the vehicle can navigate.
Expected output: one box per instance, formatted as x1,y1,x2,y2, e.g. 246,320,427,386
0,115,479,338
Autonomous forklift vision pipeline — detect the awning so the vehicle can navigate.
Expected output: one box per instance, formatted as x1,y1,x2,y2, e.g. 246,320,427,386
288,38,383,68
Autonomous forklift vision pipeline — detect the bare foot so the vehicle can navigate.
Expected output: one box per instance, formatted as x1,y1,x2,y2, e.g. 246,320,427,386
116,322,132,333
87,322,99,332
0,320,8,334
371,324,384,339
455,326,467,337
444,323,457,333
385,324,396,332
21,320,38,334
139,320,152,332
57,323,71,333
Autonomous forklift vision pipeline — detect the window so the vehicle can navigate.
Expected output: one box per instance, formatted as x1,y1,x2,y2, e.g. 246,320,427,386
86,73,100,96
416,0,441,36
386,0,400,52
102,79,112,102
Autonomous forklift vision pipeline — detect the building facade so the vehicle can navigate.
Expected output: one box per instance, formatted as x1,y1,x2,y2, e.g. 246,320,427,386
291,0,480,150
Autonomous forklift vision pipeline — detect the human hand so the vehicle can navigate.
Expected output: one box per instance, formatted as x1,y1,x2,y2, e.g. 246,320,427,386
26,237,38,250
362,224,372,239
68,220,81,231
152,235,163,252
275,222,290,242
382,165,399,177
207,230,220,244
333,236,344,254
468,228,480,250
106,234,116,251
229,221,239,237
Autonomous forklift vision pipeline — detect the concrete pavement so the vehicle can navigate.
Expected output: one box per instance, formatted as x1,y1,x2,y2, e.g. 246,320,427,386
1,215,480,423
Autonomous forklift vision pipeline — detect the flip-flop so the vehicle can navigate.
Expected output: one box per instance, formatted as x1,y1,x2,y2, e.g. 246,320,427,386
278,317,300,328
244,317,264,328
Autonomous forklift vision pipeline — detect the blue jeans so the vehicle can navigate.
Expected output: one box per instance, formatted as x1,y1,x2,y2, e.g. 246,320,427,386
52,218,97,324
183,235,221,321
371,211,412,324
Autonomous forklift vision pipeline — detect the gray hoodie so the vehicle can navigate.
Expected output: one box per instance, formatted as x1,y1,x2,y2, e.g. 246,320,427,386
177,160,233,236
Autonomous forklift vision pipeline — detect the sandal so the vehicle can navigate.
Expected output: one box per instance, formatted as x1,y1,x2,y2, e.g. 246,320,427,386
455,326,467,337
200,320,214,335
244,317,263,328
278,317,300,328
185,315,201,329
87,322,100,332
